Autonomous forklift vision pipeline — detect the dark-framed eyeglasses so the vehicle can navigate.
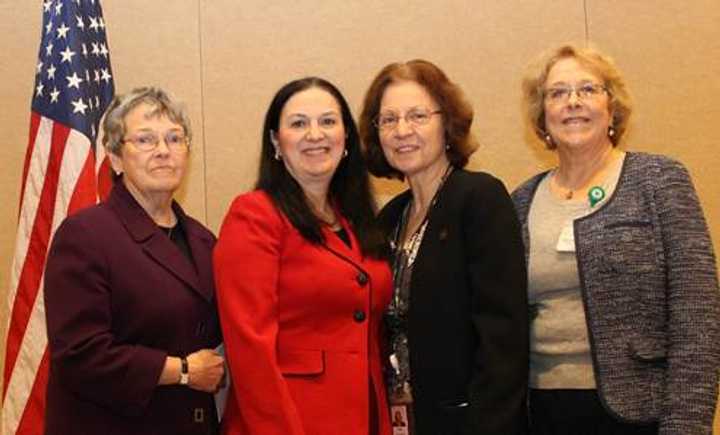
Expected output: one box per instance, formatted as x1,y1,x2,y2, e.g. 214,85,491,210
373,107,442,131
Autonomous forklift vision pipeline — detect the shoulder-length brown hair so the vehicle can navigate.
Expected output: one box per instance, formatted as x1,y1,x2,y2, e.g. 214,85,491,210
359,59,478,179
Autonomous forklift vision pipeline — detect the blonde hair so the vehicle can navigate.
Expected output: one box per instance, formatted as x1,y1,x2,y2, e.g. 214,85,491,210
521,43,633,149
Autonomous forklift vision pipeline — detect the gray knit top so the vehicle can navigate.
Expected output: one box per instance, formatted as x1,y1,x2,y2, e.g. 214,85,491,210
527,154,623,389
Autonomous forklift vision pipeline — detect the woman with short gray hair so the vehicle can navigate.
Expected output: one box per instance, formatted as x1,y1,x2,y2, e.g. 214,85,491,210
44,87,225,435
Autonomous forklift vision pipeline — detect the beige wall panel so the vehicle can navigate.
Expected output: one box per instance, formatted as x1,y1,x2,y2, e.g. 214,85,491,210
102,0,206,220
586,2,720,431
585,0,720,261
200,0,586,230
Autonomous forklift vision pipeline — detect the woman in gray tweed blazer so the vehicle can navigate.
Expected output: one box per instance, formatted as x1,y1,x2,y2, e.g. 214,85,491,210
512,43,720,435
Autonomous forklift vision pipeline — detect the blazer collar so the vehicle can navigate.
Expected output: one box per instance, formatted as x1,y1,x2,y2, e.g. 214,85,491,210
106,181,211,302
320,213,369,275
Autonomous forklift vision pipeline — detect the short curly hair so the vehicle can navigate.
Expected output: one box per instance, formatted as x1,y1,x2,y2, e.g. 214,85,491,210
102,86,192,155
359,59,478,179
521,44,633,149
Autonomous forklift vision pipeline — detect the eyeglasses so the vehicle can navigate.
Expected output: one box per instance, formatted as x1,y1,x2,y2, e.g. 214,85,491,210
373,107,442,131
544,83,608,104
122,131,189,152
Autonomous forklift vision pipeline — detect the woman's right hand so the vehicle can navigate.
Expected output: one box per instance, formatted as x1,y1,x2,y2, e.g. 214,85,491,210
187,349,226,393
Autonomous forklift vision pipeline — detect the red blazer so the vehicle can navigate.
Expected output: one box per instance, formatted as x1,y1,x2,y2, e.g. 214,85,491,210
43,181,222,435
214,190,393,435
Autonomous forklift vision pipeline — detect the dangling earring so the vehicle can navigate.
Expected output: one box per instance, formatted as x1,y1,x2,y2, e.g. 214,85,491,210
445,144,450,151
608,126,616,137
343,149,348,158
544,133,553,145
274,149,282,161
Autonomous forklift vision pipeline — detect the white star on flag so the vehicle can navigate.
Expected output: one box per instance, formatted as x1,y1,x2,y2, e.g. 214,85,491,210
66,71,83,89
47,63,57,79
43,0,52,13
60,45,76,63
55,2,63,15
100,68,112,83
56,23,70,39
45,42,54,56
71,97,89,114
50,87,60,103
36,61,43,74
76,14,84,30
89,16,99,31
36,82,44,97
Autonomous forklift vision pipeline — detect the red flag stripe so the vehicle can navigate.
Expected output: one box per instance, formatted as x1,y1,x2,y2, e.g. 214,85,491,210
65,133,98,216
3,119,68,400
19,112,42,219
50,130,95,225
9,349,49,435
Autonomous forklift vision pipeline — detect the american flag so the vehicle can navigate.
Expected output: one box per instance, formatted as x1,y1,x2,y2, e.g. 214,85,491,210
2,1,114,433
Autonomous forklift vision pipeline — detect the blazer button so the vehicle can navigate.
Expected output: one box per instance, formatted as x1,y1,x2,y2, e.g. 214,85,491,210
353,310,366,322
356,272,368,286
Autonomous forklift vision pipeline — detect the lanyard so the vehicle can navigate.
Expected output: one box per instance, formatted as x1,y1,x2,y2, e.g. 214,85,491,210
389,165,454,312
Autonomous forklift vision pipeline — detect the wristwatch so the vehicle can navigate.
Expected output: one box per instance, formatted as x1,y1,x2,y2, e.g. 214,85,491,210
179,357,189,385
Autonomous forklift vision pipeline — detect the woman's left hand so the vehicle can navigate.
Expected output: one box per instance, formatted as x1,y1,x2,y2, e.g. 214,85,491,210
187,349,226,393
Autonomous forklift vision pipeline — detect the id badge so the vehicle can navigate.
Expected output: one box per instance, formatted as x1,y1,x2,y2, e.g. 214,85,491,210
555,223,576,252
390,404,412,435
388,377,414,434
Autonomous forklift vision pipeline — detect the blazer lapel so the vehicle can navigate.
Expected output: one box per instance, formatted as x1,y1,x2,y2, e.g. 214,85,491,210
181,212,215,302
321,215,369,275
107,182,208,302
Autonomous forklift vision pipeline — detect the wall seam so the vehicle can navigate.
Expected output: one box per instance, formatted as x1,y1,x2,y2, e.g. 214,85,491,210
583,0,590,43
197,0,209,225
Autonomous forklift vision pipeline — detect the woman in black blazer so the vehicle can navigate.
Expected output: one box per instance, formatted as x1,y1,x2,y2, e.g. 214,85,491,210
359,59,529,435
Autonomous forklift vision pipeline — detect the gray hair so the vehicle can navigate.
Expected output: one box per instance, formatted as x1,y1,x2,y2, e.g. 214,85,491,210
102,87,192,155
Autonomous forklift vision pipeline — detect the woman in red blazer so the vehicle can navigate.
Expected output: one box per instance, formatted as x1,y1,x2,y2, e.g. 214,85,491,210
214,77,393,435
44,87,225,435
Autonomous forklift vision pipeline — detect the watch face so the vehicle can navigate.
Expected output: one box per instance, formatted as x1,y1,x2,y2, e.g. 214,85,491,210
180,372,190,385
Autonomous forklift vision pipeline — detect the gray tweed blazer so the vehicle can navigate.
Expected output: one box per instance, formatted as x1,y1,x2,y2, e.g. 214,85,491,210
511,152,720,434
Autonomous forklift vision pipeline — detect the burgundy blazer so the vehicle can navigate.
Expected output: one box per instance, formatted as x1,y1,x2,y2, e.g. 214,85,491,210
43,181,221,435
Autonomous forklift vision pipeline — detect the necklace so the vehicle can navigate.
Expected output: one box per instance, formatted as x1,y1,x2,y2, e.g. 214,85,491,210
554,148,616,200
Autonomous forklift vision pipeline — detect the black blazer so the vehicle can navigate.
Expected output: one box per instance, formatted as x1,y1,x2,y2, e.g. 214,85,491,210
378,169,528,435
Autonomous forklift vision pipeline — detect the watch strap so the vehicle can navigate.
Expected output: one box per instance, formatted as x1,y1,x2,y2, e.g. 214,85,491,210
179,356,189,385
